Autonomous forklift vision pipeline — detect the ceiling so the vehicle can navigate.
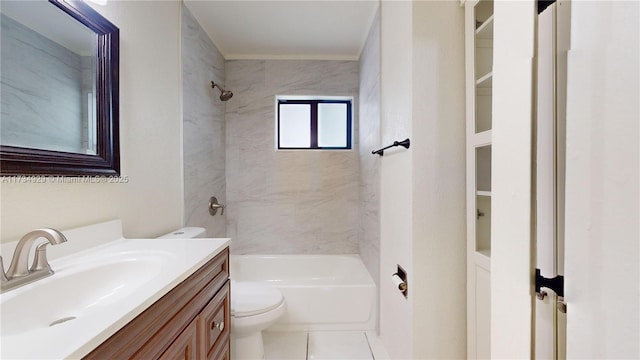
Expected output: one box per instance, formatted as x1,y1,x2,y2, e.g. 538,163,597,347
183,0,379,60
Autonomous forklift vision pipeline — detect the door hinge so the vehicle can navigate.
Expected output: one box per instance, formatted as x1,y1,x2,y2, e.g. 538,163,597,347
535,268,564,297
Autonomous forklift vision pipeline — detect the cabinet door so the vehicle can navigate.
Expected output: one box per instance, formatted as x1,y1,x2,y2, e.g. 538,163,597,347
212,340,230,360
159,320,198,360
198,281,230,360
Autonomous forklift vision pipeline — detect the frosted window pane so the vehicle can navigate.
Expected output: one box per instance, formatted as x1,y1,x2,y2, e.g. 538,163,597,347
279,104,310,148
318,103,347,147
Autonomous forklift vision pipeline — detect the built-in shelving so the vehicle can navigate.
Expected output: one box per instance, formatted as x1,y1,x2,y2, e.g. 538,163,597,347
476,249,491,263
476,73,493,88
475,15,494,38
466,0,493,358
476,72,493,88
473,129,492,146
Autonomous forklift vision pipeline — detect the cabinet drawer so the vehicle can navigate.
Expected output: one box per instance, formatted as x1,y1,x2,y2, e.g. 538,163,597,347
198,280,230,360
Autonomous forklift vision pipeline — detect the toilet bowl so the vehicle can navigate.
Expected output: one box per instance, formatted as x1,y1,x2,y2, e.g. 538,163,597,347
157,229,285,359
231,280,286,360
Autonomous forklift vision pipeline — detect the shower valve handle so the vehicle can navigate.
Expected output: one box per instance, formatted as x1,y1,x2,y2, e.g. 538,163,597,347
208,196,225,216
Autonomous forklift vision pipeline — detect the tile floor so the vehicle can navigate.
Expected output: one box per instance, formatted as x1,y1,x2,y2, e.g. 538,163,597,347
263,331,389,360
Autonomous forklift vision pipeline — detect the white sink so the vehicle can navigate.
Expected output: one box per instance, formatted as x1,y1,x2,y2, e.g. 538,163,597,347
1,251,169,336
0,220,230,360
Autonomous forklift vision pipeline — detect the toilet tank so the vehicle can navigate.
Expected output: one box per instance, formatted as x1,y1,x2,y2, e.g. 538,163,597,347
157,227,206,239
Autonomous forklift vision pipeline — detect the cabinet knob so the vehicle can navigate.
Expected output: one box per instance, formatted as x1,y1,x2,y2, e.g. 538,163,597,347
212,321,224,331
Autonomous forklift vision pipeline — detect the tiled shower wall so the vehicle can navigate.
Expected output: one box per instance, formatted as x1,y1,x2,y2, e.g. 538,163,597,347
182,5,226,237
358,10,381,285
1,14,87,153
225,60,360,254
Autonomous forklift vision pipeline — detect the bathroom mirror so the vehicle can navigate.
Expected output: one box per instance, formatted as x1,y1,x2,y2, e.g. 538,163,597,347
0,0,120,176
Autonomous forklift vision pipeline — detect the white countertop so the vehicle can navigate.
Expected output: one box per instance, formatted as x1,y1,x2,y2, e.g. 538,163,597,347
1,221,230,359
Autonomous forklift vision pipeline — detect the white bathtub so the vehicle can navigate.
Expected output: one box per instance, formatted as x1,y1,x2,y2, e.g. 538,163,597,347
230,255,376,332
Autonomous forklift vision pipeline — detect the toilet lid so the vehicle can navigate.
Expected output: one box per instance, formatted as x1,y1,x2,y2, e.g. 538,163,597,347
231,280,284,317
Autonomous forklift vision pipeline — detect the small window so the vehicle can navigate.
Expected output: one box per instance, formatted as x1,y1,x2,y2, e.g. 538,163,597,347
277,98,352,150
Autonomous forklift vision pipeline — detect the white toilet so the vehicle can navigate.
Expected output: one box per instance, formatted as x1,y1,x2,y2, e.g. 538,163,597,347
158,227,207,239
159,228,285,360
231,280,286,359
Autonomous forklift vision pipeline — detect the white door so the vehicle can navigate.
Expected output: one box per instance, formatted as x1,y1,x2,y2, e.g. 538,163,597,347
563,1,639,357
534,2,569,359
493,1,638,357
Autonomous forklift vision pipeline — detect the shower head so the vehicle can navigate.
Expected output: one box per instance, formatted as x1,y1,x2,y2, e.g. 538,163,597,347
211,81,233,102
219,89,233,102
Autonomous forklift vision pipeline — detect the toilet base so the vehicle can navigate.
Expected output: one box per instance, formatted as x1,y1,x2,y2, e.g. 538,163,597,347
232,332,265,360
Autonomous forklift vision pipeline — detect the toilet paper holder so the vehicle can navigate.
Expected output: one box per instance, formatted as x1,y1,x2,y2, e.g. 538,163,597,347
393,265,408,298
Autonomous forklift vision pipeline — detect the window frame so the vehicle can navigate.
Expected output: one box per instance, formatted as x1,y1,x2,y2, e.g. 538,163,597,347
276,96,353,150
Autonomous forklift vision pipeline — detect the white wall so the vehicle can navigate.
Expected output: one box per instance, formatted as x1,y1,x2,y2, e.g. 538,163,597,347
379,1,466,358
564,0,639,357
490,0,535,357
379,1,413,357
0,1,183,242
411,1,466,357
358,8,381,289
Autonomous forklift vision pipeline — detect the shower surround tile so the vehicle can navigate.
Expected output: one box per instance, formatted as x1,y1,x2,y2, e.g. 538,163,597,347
358,10,381,285
225,59,360,254
1,14,88,153
182,5,226,237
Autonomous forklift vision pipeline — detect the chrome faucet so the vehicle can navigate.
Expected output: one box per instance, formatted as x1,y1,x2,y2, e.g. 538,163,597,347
1,228,68,293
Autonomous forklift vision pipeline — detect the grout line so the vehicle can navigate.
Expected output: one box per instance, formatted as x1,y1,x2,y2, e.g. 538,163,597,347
306,331,310,360
364,332,376,360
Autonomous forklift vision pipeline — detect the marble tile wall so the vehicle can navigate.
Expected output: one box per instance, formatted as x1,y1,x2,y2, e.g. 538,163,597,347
80,55,96,154
182,5,226,237
225,59,360,254
358,10,381,286
1,14,84,153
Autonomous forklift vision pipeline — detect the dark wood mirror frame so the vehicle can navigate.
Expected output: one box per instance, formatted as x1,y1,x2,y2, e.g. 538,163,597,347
0,0,120,176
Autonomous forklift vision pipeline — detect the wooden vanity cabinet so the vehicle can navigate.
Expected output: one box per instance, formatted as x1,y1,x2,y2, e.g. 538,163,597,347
84,248,230,360
198,281,231,360
158,320,198,360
